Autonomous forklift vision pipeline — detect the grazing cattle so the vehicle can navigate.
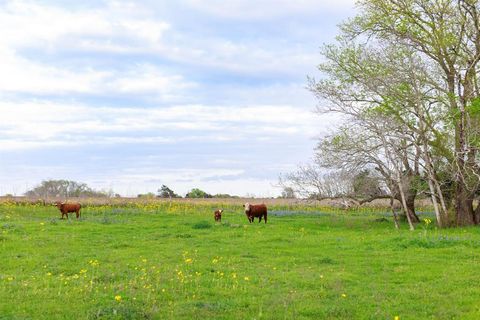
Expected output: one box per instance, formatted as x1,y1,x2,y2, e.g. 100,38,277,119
54,201,81,219
243,203,267,223
214,209,223,222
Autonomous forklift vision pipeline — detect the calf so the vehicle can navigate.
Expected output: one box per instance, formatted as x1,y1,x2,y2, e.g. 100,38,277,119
214,209,223,222
54,201,81,219
243,203,267,223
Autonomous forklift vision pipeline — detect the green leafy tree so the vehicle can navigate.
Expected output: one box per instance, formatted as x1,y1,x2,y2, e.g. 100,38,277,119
157,185,180,198
340,0,480,225
185,188,212,198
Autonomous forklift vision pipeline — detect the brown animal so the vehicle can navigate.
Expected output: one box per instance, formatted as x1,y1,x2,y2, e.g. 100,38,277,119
243,203,267,223
214,209,223,222
54,201,81,219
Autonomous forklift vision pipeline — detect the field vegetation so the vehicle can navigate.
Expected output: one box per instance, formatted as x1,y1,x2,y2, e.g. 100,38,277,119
1,200,480,319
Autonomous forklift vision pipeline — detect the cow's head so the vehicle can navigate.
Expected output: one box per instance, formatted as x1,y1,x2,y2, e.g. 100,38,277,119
53,201,65,209
243,203,250,212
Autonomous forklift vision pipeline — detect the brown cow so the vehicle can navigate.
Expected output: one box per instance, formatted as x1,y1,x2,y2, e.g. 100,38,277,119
214,209,223,222
54,201,81,219
243,203,267,223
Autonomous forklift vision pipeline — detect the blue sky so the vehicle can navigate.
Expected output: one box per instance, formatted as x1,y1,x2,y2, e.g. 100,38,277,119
0,0,356,197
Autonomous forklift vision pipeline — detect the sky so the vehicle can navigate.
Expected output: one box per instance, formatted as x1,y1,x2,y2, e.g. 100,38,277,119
0,0,356,197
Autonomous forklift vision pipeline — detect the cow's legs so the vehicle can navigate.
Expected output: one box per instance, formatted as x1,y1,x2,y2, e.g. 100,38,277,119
264,214,267,224
258,216,262,222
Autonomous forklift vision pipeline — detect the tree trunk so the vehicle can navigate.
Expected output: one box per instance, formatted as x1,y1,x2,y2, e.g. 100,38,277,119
455,183,475,226
405,194,419,223
390,197,400,229
397,179,414,230
474,200,480,225
427,178,443,227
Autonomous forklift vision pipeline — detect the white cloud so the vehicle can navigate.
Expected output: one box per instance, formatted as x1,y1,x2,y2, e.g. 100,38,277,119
0,100,321,151
0,1,170,50
0,0,325,91
109,65,196,95
0,1,192,97
0,48,193,96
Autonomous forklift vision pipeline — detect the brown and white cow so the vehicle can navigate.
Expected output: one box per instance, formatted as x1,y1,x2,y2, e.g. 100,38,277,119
243,203,267,223
54,201,81,219
214,209,223,222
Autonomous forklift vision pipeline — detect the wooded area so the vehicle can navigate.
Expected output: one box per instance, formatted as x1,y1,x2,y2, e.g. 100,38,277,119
282,0,480,228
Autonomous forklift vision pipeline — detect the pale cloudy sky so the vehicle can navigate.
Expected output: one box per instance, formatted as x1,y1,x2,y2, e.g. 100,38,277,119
0,0,356,197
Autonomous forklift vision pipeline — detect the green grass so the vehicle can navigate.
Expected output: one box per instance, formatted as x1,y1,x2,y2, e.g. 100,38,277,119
1,202,480,319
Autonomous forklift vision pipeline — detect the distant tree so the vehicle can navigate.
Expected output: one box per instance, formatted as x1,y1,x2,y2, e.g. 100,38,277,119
352,170,385,199
280,187,296,199
185,188,212,198
213,193,239,199
157,185,180,199
278,166,354,200
25,180,109,198
137,192,155,199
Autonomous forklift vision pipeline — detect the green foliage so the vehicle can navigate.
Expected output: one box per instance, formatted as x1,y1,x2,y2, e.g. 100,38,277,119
185,188,212,199
157,185,181,198
212,194,239,199
136,192,155,199
467,98,480,118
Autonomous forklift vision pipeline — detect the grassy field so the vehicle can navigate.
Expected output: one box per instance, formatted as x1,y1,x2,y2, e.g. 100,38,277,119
1,201,480,319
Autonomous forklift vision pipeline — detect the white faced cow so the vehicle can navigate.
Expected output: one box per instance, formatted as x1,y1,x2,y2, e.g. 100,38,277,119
243,203,267,223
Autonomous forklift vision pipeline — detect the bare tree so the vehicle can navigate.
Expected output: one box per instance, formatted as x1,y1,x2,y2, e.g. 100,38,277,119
279,166,355,200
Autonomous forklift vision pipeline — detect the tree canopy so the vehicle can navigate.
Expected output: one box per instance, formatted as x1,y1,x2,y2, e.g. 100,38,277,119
25,180,111,198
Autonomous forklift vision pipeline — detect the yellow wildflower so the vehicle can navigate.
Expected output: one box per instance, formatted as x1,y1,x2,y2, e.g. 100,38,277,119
115,295,122,302
341,293,347,298
89,260,99,267
244,276,249,281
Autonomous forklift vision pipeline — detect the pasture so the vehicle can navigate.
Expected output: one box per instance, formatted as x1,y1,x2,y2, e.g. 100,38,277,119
1,201,480,319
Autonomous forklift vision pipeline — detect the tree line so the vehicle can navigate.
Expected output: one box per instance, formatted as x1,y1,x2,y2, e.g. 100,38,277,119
282,0,480,228
23,180,242,199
